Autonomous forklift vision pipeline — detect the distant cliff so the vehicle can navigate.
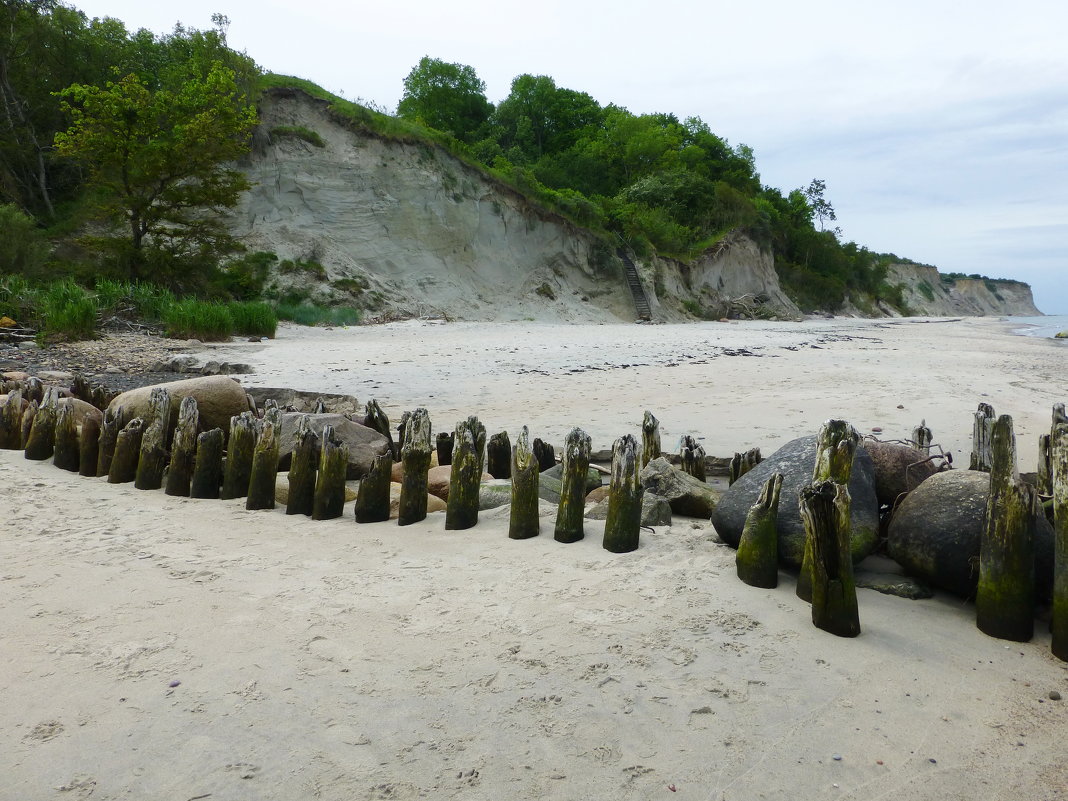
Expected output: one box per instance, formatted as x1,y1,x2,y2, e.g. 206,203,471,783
885,263,1041,316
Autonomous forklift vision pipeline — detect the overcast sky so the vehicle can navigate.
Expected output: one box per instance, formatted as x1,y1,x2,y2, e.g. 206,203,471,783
74,0,1068,313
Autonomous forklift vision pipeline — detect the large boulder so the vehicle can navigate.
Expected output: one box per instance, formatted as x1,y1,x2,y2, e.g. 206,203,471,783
639,457,721,518
247,387,360,416
274,475,357,507
388,483,446,518
425,464,493,502
540,463,603,494
108,376,250,433
58,396,103,430
887,469,1055,600
710,435,880,567
478,475,564,510
277,413,391,480
862,440,941,505
586,491,672,527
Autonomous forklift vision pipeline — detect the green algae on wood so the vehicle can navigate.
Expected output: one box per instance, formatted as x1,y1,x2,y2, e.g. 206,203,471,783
165,397,200,497
355,451,392,523
52,403,80,472
446,416,486,531
190,428,224,499
313,424,349,520
246,419,281,511
107,417,144,484
603,434,642,554
24,390,58,461
801,481,861,638
509,426,540,540
0,388,22,449
285,415,317,516
736,472,783,589
134,388,172,490
96,406,121,477
554,427,592,544
221,412,257,500
398,408,432,526
1052,421,1068,661
78,415,100,478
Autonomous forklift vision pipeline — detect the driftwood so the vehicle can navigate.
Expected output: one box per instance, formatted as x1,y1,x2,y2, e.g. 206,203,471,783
354,452,392,523
108,418,144,484
285,415,317,516
976,415,1035,642
362,399,395,460
246,419,280,510
1051,421,1068,661
970,402,996,472
729,447,762,486
78,416,100,478
312,424,348,520
736,472,783,588
800,481,860,638
221,412,257,500
641,410,661,467
435,432,454,466
509,426,540,540
554,427,592,544
164,397,199,497
52,404,80,472
678,434,706,482
190,429,224,499
486,431,511,480
603,434,642,553
445,417,486,531
96,407,121,477
398,408,432,526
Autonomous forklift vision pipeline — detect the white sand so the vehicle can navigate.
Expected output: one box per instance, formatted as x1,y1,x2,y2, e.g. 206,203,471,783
3,316,1067,800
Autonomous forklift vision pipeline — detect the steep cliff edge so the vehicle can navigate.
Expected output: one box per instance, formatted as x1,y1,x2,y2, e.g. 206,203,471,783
885,262,1041,316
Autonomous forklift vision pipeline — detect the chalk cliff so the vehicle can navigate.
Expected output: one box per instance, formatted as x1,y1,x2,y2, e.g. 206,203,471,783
885,262,1041,316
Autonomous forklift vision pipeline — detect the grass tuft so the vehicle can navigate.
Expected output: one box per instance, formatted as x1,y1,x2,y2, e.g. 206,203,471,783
275,303,360,327
163,299,234,341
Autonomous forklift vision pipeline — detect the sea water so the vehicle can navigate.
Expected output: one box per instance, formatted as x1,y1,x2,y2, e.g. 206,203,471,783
1008,315,1068,339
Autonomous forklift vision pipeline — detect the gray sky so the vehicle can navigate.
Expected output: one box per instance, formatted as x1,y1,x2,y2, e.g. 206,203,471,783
75,0,1068,313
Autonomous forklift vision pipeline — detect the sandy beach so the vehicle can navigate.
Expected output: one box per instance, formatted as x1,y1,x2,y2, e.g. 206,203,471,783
3,316,1067,800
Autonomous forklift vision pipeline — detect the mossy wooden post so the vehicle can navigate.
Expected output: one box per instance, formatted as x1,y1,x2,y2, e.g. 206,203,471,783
313,424,349,520
603,434,642,554
398,408,432,526
1038,434,1053,495
78,416,100,478
165,397,199,497
678,434,706,482
446,416,486,530
641,410,661,467
533,438,555,472
554,427,592,544
0,389,22,449
355,452,392,523
976,414,1036,642
911,420,933,457
134,388,172,490
71,374,92,405
221,412,257,500
285,415,317,516
96,406,120,477
107,418,144,484
486,431,511,479
798,420,858,603
509,426,540,540
24,390,58,461
737,472,784,589
729,447,763,486
362,399,395,460
1051,421,1068,661
247,419,281,511
52,404,80,472
436,432,454,466
19,399,37,449
800,481,860,637
190,429,224,499
395,410,412,462
970,402,996,472
22,376,43,403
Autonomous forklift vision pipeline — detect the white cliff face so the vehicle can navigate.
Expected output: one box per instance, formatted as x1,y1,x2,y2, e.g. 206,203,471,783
885,263,1041,316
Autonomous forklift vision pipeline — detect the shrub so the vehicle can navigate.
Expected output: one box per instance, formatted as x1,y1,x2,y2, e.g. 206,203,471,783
275,303,360,326
0,204,47,276
917,281,935,302
163,299,234,341
228,301,278,338
0,274,40,326
214,251,277,300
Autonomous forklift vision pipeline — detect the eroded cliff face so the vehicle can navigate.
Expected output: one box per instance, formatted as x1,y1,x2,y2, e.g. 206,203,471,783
885,263,1041,316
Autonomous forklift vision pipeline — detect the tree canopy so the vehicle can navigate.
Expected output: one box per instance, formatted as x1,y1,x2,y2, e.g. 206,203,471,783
396,56,492,143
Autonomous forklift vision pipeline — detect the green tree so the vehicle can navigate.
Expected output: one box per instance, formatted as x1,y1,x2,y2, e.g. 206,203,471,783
53,62,257,283
492,74,602,162
396,56,492,143
802,178,840,235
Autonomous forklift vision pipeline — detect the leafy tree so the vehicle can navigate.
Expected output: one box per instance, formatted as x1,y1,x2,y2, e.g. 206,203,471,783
54,63,257,283
802,178,840,235
493,74,602,162
396,56,492,143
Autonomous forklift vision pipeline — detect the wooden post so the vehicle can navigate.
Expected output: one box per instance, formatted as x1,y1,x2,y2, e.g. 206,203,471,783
21,376,43,404
285,415,317,516
509,426,540,540
800,481,860,638
398,408,432,526
19,399,37,449
554,427,592,544
678,434,706,482
729,447,763,486
911,419,932,456
354,452,392,523
736,472,784,589
362,399,395,460
436,432,454,466
246,419,281,510
221,412,257,500
1038,434,1053,495
24,390,58,461
164,397,200,497
533,437,555,472
78,416,100,478
190,429,224,499
641,410,661,468
0,389,22,449
312,424,349,520
71,374,93,405
52,404,80,472
1051,421,1068,661
446,417,486,530
977,414,1035,642
603,434,642,553
134,388,171,491
107,418,144,484
96,406,121,477
486,431,511,479
970,402,996,472
394,410,411,462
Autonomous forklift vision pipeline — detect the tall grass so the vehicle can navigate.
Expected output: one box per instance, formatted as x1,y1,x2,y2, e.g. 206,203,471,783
163,299,234,341
39,279,97,340
228,301,278,338
275,303,360,326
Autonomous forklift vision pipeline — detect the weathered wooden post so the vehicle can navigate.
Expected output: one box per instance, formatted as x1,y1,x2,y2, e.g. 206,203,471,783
221,412,257,500
394,410,412,462
976,414,1036,642
1051,421,1068,661
970,402,996,472
107,418,144,484
19,399,37,449
603,434,642,554
190,428,224,499
533,438,555,472
0,389,22,449
435,432,454,466
362,399,395,460
78,416,100,478
285,415,317,516
21,376,43,404
486,431,511,479
354,452,392,523
164,397,199,497
911,420,933,456
24,390,58,461
96,406,121,477
678,434,706,482
729,447,763,486
641,411,661,467
246,416,281,511
1038,434,1053,495
52,404,80,472
800,481,860,637
312,424,349,520
70,375,93,405
554,427,592,544
90,384,116,412
509,426,540,540
736,472,784,589
446,416,486,530
398,408,432,526
135,388,171,490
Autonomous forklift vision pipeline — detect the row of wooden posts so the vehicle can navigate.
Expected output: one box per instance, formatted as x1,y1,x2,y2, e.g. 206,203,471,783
732,405,1068,662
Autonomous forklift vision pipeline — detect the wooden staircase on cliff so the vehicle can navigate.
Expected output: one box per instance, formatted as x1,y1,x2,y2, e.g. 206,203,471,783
617,249,652,321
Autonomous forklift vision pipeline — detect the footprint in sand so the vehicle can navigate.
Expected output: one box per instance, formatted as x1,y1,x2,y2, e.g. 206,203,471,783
25,720,64,742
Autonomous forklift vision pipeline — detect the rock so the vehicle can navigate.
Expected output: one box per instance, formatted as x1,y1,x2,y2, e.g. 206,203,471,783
57,397,103,429
426,464,493,502
710,435,880,567
1056,331,1068,339
389,482,446,519
108,376,250,433
0,316,16,328
37,370,74,382
149,355,200,373
887,469,1055,600
478,475,563,510
390,451,440,483
2,371,29,381
199,360,254,376
862,440,941,505
854,572,933,599
275,475,357,506
585,486,610,504
247,387,361,416
541,462,602,494
17,341,39,351
277,413,391,480
639,457,722,518
586,491,672,526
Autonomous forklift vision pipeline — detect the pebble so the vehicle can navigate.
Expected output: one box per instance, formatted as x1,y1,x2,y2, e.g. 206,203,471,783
1050,690,1062,701
832,754,842,761
871,427,883,433
168,679,181,688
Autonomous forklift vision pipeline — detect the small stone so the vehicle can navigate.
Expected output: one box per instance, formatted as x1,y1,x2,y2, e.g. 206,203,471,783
832,754,842,761
1049,690,1062,701
928,758,937,764
17,341,39,351
168,679,181,688
896,404,904,409
871,426,883,433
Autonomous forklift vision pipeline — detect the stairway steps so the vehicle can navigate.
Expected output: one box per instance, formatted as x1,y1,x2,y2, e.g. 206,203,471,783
617,249,652,320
